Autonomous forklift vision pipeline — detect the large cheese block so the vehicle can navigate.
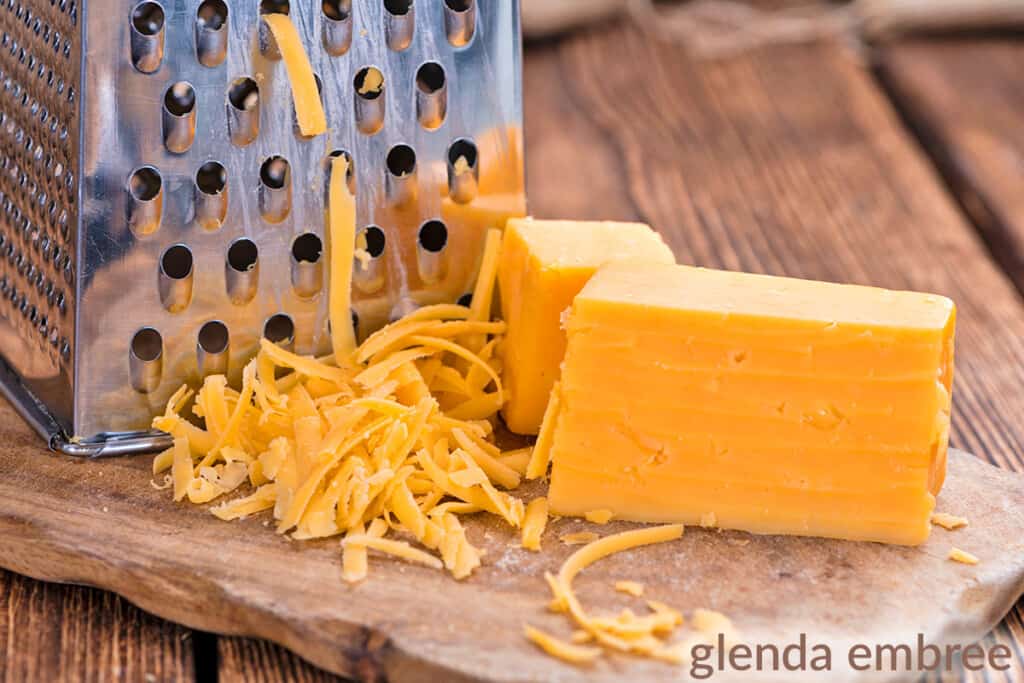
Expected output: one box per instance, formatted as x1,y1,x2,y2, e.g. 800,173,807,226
498,219,675,434
547,264,956,546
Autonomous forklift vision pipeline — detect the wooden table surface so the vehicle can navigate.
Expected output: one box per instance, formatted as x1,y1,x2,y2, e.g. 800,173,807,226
3,23,1024,683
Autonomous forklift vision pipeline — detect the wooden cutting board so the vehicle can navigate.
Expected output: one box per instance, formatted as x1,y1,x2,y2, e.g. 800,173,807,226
0,399,1022,682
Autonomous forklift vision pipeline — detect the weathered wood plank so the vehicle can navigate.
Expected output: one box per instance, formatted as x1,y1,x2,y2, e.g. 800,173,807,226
878,38,1024,293
218,638,343,683
0,570,195,683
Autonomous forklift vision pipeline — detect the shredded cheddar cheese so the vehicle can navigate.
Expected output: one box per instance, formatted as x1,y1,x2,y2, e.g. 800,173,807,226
931,512,968,530
328,156,358,361
530,524,712,666
524,625,601,664
526,381,561,480
521,497,548,551
948,547,979,565
150,233,531,582
261,14,327,136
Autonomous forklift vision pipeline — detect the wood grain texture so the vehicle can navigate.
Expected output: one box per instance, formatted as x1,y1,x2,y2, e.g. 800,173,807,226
218,638,342,683
0,569,194,683
877,39,1024,294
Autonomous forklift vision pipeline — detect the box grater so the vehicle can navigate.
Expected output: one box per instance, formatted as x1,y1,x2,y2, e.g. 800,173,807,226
0,0,524,456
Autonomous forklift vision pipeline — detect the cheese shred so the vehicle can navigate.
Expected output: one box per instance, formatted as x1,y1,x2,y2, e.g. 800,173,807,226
524,624,601,664
261,14,327,137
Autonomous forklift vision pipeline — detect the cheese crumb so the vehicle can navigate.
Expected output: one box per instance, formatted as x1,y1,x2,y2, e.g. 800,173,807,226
614,580,644,597
357,67,383,95
699,512,717,528
584,509,614,524
453,155,471,177
931,512,968,531
560,531,600,545
948,547,979,565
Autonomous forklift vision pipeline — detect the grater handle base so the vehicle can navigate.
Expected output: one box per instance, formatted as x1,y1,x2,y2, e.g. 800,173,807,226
0,352,174,458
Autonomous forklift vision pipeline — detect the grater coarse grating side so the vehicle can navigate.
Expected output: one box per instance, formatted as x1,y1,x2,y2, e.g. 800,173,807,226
0,0,524,456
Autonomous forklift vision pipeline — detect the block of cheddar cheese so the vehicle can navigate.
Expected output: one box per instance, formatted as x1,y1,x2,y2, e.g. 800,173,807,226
546,264,956,546
498,219,675,434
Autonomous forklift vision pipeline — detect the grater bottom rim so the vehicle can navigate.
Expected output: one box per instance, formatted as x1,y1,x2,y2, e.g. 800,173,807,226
0,352,173,457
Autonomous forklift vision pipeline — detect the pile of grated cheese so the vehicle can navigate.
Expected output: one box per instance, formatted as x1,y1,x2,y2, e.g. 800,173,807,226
152,228,529,582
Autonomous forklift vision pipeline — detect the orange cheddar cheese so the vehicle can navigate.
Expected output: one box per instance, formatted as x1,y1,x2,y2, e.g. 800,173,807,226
548,264,956,546
498,219,675,434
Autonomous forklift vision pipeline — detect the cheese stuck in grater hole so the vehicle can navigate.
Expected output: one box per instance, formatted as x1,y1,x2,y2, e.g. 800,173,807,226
151,227,530,581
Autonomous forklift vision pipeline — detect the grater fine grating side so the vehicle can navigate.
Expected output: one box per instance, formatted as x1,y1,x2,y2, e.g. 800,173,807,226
0,0,525,456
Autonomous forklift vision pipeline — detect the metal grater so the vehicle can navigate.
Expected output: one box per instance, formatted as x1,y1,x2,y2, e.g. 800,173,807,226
0,0,524,456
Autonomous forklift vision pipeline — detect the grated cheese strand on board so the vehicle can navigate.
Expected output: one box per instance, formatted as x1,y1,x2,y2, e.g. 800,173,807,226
261,14,327,136
524,625,601,665
526,381,561,479
521,497,548,551
526,524,716,666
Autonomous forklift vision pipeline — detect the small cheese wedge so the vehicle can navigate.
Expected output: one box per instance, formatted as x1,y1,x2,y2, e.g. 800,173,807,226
498,219,675,434
548,264,956,546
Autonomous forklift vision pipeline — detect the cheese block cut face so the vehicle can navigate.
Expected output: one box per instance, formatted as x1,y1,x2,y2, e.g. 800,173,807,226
547,264,956,546
498,219,676,435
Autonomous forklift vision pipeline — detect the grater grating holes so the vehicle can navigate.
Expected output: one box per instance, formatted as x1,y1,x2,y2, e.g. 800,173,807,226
158,244,194,313
0,0,78,365
227,76,259,146
353,66,384,135
197,320,230,377
225,237,259,305
446,137,478,204
385,143,416,206
415,61,446,130
258,155,291,223
129,1,165,74
263,312,294,348
443,0,475,47
127,165,163,236
321,0,352,57
195,160,228,231
290,232,323,299
196,0,228,68
260,0,289,16
130,327,163,393
163,81,196,153
383,0,414,52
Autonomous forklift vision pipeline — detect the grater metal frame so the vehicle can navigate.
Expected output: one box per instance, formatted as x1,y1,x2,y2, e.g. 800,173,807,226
0,0,524,456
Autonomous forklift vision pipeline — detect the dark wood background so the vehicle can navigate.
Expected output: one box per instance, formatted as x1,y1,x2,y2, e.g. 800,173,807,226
3,21,1024,683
